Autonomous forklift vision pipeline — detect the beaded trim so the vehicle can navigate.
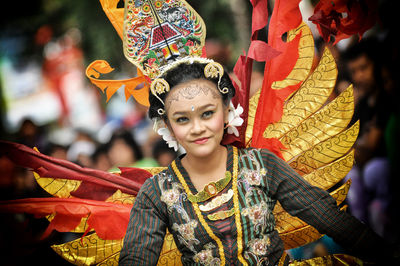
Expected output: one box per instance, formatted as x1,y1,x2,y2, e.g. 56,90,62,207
171,146,247,265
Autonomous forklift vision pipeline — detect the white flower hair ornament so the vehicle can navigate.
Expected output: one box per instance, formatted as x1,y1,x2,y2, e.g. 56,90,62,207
226,101,244,137
153,118,186,153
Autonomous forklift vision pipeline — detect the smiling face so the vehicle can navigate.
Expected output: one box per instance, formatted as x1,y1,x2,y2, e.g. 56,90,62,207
165,79,228,159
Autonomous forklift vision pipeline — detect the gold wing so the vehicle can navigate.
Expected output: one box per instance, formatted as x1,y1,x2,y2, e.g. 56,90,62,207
246,22,358,249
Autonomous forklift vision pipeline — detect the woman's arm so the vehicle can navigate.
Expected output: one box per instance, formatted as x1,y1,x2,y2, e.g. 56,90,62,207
119,179,167,265
262,149,394,263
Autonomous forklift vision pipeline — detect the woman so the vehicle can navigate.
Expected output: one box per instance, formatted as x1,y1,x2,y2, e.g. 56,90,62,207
119,58,394,265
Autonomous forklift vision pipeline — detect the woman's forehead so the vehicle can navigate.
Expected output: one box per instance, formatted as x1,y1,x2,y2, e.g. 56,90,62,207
165,79,221,108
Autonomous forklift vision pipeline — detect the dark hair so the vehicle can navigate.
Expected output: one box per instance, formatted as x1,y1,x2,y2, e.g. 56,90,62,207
107,129,144,161
152,138,177,160
342,38,383,88
148,61,235,120
342,38,380,64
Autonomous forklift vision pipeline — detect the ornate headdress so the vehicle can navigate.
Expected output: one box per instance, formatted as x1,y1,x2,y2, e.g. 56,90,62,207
87,0,227,103
86,0,243,150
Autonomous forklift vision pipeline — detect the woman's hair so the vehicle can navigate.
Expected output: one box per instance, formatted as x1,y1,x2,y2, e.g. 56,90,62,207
148,61,235,120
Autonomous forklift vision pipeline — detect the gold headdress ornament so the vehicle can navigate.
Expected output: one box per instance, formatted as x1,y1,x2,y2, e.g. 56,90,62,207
86,0,227,107
151,56,229,115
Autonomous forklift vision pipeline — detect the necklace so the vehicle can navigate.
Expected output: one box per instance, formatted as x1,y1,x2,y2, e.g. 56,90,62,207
171,146,247,265
187,171,232,203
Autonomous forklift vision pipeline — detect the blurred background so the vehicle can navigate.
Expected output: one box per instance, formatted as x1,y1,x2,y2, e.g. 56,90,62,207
0,0,398,265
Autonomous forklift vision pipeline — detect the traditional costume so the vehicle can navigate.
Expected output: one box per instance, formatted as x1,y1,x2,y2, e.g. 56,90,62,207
0,0,395,265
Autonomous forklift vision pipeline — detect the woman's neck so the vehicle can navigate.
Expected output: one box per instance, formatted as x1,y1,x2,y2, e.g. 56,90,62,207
181,145,227,185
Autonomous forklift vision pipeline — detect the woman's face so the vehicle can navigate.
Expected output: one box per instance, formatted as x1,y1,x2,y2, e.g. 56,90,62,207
165,79,228,159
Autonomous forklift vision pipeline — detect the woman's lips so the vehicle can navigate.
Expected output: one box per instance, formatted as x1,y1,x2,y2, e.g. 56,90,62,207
194,137,208,144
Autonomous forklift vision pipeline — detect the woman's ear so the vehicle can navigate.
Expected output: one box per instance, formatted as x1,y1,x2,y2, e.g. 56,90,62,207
223,104,229,124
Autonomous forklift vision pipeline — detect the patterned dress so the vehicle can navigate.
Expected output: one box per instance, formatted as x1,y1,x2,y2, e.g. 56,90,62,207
119,145,384,265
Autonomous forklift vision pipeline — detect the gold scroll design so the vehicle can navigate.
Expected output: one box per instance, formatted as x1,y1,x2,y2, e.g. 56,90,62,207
51,229,181,266
258,30,358,249
269,122,358,248
246,22,314,145
274,179,351,250
288,122,359,177
271,22,315,90
263,46,338,143
277,84,355,162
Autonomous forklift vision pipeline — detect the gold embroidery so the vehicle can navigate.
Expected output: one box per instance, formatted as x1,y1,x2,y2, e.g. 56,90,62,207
172,161,226,265
233,150,247,265
207,208,235,221
187,171,232,203
172,147,246,265
171,147,238,265
199,189,234,212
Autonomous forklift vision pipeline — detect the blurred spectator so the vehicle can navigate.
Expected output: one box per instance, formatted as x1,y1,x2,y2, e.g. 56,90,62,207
152,138,177,167
106,128,157,171
91,143,112,172
15,117,47,151
44,142,68,160
66,129,97,168
67,140,95,168
205,38,232,67
343,38,393,239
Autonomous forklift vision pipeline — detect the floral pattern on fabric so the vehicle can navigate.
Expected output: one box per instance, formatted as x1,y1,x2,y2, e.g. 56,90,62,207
242,201,271,233
239,168,266,186
158,171,200,252
245,235,271,265
160,183,182,209
193,243,221,265
238,149,276,264
172,220,200,251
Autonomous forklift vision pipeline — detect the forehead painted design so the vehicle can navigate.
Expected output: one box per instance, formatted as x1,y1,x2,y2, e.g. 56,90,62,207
165,80,221,110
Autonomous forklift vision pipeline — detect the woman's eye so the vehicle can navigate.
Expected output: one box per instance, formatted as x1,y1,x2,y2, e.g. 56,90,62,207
176,117,189,123
202,110,214,118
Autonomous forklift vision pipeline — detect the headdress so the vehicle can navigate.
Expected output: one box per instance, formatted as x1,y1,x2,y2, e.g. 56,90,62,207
149,56,230,116
86,0,244,150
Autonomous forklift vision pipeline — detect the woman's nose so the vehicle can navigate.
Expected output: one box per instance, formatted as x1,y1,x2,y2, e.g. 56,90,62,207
190,118,205,134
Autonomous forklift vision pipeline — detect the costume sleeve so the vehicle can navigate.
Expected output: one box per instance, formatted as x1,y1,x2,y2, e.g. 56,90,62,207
261,149,393,262
119,177,167,265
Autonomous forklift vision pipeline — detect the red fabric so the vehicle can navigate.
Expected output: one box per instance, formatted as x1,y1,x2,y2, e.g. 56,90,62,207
0,141,150,199
251,0,302,158
309,0,378,44
0,198,131,240
223,0,281,148
250,0,269,38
